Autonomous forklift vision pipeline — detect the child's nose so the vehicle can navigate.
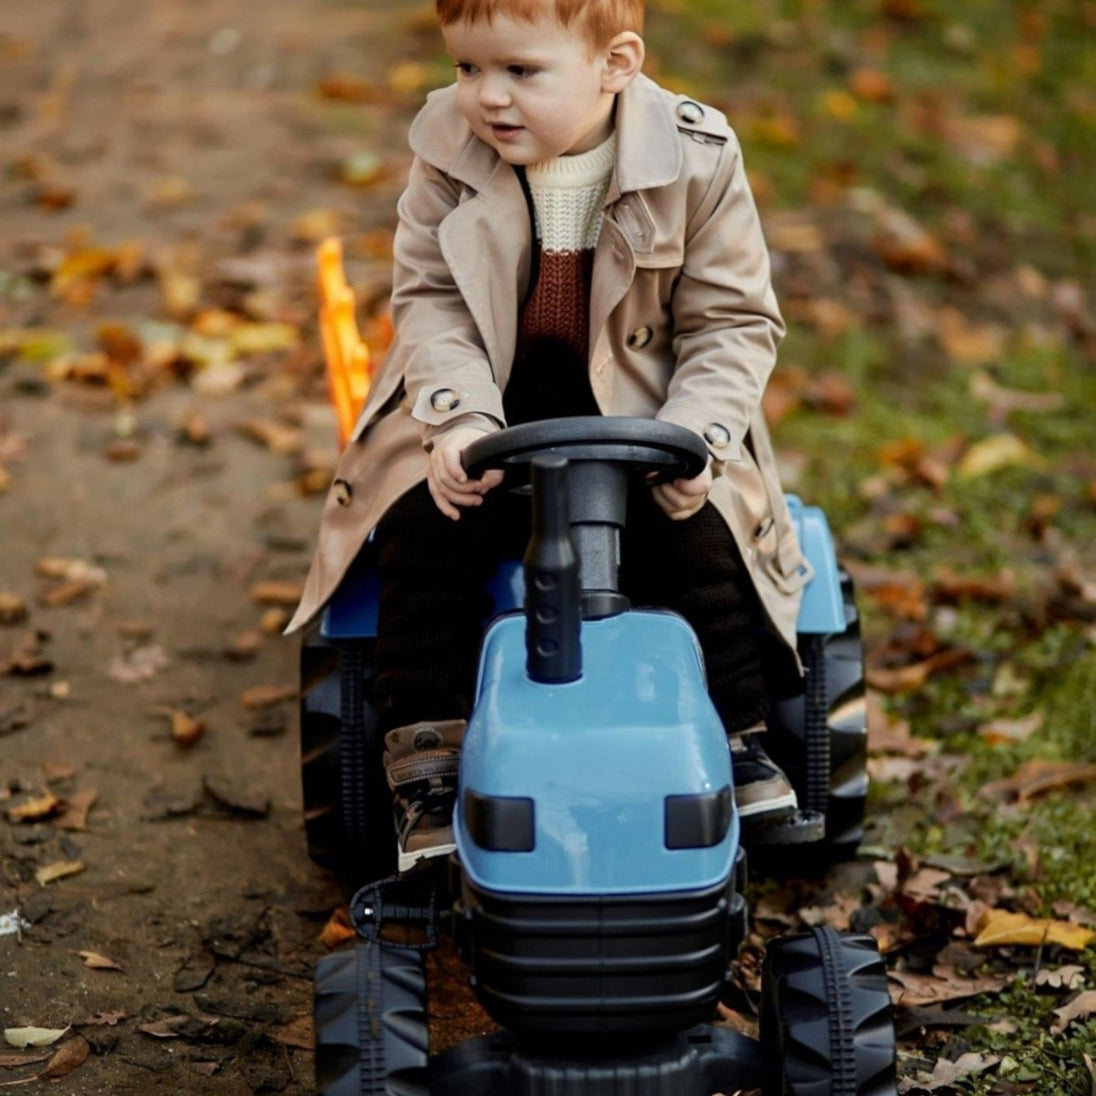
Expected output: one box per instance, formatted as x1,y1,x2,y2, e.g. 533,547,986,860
478,74,510,109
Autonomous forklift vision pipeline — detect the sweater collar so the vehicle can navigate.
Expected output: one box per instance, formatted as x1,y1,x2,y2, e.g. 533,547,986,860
407,73,683,198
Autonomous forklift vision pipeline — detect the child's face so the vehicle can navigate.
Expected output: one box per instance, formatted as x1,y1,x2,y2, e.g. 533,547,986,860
441,14,619,165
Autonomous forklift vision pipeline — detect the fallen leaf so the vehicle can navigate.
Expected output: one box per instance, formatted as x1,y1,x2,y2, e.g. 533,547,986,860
34,558,107,585
249,580,304,607
925,1052,1000,1090
1050,990,1096,1035
937,306,1005,365
34,860,86,886
866,647,972,693
238,416,305,455
0,1051,50,1067
78,951,123,972
980,760,1096,803
977,711,1043,746
40,1036,89,1079
241,684,297,709
147,706,206,748
2,1028,69,1049
973,908,1096,950
970,370,1064,416
259,607,290,634
76,1011,127,1027
888,967,1008,1007
5,792,61,824
0,593,28,626
1,630,54,676
225,630,262,660
108,644,168,684
1035,965,1086,991
55,789,98,832
957,434,1043,479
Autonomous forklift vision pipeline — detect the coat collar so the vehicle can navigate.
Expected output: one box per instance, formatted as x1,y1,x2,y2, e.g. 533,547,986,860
407,73,683,198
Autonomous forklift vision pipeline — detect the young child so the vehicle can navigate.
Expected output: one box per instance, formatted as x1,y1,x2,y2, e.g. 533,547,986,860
287,0,814,871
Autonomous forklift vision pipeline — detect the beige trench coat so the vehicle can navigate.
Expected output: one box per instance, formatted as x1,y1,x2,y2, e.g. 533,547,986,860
287,73,811,655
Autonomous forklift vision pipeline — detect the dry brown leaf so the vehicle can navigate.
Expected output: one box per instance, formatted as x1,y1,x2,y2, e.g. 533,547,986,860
0,1050,50,1067
973,908,1096,950
970,370,1064,416
225,630,263,660
0,593,28,627
1050,990,1096,1035
241,684,297,709
925,1052,1001,1090
41,1035,89,1080
318,907,357,949
5,792,61,824
34,859,86,886
78,951,123,972
977,711,1043,746
980,759,1096,803
888,967,1008,1007
55,789,98,832
108,644,168,684
259,607,290,635
249,580,304,607
932,566,1016,604
866,647,972,694
38,580,100,607
848,67,894,102
238,417,305,455
937,306,1005,365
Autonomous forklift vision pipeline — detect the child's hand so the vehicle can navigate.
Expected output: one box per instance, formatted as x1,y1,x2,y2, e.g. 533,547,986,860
427,426,504,521
650,462,713,521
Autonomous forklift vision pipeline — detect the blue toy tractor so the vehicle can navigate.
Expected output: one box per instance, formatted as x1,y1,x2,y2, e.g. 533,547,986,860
300,418,896,1095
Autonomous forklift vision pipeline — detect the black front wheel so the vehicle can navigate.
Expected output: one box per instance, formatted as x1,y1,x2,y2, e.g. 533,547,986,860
314,942,430,1096
760,928,896,1096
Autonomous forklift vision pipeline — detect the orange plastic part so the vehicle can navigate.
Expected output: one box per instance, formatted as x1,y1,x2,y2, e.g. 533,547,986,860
317,237,371,446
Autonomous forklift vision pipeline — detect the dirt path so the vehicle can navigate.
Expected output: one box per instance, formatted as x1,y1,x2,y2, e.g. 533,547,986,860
1,2,424,1091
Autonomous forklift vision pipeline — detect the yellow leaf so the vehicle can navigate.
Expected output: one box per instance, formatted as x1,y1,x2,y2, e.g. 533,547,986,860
35,859,86,886
974,909,1096,951
957,434,1043,479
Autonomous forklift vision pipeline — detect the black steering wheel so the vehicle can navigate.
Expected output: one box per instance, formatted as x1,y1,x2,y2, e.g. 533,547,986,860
462,416,708,485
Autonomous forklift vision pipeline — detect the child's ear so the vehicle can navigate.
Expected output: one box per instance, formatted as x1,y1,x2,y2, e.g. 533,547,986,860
601,31,644,93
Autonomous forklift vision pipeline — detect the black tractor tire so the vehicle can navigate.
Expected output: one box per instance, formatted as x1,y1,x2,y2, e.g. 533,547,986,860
768,567,869,861
300,629,395,890
760,927,896,1096
314,942,431,1096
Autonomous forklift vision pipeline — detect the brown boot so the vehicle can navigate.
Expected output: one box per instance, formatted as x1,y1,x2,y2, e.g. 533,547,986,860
383,719,465,873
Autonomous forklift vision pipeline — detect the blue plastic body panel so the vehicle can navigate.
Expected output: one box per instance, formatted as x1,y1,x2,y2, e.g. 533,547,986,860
320,495,846,639
454,610,738,896
784,494,845,635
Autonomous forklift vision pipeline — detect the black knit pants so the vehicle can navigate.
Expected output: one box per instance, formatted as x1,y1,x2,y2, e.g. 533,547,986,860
371,477,773,736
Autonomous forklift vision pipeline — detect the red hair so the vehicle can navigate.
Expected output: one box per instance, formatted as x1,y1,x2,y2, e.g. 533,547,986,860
435,0,645,50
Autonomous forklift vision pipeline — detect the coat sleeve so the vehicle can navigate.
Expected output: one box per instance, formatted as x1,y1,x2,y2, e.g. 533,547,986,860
391,156,506,433
657,131,785,465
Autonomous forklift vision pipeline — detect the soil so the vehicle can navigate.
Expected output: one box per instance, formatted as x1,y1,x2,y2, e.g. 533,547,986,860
0,2,448,1092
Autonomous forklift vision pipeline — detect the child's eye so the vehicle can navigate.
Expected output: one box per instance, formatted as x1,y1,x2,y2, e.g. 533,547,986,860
507,65,537,78
454,62,478,76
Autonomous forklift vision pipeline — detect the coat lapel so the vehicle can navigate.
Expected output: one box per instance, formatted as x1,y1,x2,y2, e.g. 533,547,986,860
410,88,531,385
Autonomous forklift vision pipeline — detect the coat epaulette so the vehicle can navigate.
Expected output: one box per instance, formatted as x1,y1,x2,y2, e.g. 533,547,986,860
673,96,730,146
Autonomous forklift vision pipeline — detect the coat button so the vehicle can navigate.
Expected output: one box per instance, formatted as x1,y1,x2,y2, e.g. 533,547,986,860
628,326,653,349
703,423,730,449
677,100,704,125
413,726,443,749
430,388,460,412
332,479,352,507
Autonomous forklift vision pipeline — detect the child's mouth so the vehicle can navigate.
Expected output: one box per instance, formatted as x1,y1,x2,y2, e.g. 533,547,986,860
490,123,522,142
